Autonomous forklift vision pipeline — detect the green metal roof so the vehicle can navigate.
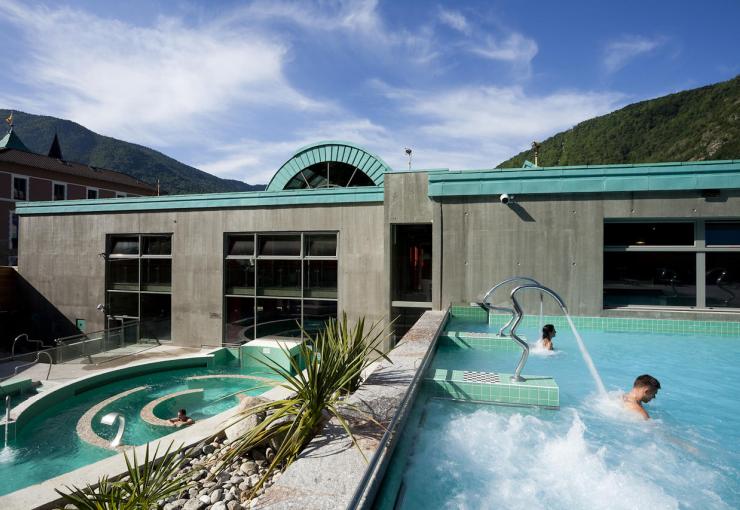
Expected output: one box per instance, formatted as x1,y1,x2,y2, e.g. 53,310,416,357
265,141,391,191
0,128,30,152
15,186,384,216
428,160,740,197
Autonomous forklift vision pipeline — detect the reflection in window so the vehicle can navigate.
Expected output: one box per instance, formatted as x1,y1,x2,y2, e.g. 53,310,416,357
141,259,172,291
706,253,740,308
256,299,302,337
303,300,337,334
604,222,694,246
143,236,172,255
228,235,255,256
107,259,139,290
53,183,66,201
108,291,139,317
259,235,301,256
225,259,255,295
284,161,375,189
603,252,696,307
12,177,27,200
140,293,171,341
706,222,740,246
225,297,256,342
304,260,337,298
305,234,336,257
257,260,302,296
110,236,139,255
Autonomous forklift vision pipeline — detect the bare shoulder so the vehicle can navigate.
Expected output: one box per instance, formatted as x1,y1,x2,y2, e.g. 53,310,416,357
623,399,649,420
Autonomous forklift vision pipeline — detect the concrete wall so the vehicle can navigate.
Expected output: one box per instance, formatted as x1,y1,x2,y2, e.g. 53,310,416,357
18,203,386,347
438,189,740,318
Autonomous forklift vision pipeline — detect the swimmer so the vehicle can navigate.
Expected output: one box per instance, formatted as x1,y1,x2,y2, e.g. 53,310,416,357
623,374,661,420
169,408,195,427
539,324,556,350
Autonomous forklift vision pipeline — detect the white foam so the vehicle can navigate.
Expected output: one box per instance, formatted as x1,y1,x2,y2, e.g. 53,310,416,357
0,446,17,464
404,405,730,510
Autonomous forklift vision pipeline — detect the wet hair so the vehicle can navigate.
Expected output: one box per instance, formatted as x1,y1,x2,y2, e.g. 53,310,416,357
542,324,556,339
633,374,661,391
179,409,187,415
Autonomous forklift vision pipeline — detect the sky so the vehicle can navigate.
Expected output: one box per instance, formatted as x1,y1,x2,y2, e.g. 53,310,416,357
0,0,738,184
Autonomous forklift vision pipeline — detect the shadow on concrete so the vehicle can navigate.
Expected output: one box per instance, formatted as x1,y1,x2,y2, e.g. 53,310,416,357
508,203,535,222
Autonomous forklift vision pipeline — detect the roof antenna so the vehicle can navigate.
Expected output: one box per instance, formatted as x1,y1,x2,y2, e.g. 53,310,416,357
405,147,412,171
531,141,541,167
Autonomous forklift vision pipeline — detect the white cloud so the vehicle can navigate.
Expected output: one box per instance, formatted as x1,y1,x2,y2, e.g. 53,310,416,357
0,1,327,146
604,35,666,74
375,82,625,166
470,33,538,64
439,8,470,35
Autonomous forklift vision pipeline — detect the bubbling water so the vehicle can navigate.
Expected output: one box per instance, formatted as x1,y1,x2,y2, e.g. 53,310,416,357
401,403,730,510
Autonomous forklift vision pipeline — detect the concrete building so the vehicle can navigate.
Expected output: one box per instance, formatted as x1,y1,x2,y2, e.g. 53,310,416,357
0,127,157,265
14,141,740,348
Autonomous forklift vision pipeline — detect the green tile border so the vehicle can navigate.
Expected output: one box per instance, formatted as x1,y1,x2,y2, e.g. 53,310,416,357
448,305,740,337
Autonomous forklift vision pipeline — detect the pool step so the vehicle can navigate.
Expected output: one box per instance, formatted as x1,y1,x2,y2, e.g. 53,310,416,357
426,368,559,409
441,332,525,351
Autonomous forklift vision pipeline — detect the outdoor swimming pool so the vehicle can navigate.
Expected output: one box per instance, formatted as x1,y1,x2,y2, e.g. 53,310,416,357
375,317,740,509
0,359,277,496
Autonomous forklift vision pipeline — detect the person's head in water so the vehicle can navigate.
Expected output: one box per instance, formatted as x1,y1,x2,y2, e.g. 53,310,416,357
632,374,661,403
178,409,187,419
542,324,556,340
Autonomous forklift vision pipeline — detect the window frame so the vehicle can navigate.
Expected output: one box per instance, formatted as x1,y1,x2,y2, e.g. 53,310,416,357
86,187,99,200
52,181,67,201
223,231,339,343
11,175,29,201
603,219,740,311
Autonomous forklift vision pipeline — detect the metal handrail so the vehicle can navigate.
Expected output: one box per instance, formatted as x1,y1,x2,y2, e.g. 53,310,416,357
11,334,46,360
13,351,53,380
509,284,567,382
478,277,541,335
4,395,10,447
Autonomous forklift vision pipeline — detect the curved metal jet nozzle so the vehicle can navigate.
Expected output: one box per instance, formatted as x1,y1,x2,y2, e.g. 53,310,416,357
509,284,568,383
477,276,541,336
101,412,125,448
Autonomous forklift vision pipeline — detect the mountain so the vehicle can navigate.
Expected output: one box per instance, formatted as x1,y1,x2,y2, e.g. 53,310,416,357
0,110,264,194
498,75,740,168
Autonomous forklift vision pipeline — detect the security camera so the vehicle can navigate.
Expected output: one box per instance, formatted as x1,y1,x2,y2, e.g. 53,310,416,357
499,193,514,204
96,304,106,312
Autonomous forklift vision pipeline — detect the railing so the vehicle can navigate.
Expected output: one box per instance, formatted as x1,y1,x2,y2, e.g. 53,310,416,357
12,351,54,380
53,319,145,364
11,334,46,360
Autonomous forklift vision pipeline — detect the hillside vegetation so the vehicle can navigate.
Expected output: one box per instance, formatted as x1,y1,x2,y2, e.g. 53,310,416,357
0,109,263,194
498,75,740,168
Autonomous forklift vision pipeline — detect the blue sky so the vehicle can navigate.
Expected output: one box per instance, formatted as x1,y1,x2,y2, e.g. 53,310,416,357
0,0,738,184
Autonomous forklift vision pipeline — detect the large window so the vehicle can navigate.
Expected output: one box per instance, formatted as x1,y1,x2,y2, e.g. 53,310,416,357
224,232,338,343
106,234,172,340
604,221,740,309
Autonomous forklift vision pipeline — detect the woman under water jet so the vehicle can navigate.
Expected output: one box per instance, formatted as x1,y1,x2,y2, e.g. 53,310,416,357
539,324,556,351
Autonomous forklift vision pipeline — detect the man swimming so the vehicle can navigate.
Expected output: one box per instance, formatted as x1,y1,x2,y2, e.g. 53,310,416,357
623,374,661,419
169,408,195,427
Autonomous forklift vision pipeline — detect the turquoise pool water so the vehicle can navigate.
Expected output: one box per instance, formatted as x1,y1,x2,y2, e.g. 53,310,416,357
0,363,276,496
376,319,740,510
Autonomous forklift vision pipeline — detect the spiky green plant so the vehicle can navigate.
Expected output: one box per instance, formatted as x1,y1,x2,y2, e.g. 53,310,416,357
55,442,192,510
220,313,390,497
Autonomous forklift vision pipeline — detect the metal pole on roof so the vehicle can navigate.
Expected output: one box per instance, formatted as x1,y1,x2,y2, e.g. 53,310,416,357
405,148,412,171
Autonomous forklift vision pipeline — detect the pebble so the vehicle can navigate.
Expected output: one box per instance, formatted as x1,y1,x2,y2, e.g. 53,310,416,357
212,503,227,510
182,499,206,510
210,489,223,504
240,461,257,476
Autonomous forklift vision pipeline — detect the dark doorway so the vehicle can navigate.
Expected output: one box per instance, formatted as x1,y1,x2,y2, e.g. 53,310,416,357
392,224,432,303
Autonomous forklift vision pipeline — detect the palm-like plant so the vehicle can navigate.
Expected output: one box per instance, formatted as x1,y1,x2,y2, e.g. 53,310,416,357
56,442,192,510
220,313,390,497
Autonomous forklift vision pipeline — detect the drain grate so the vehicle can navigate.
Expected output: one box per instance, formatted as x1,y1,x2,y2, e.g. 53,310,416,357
462,371,500,384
